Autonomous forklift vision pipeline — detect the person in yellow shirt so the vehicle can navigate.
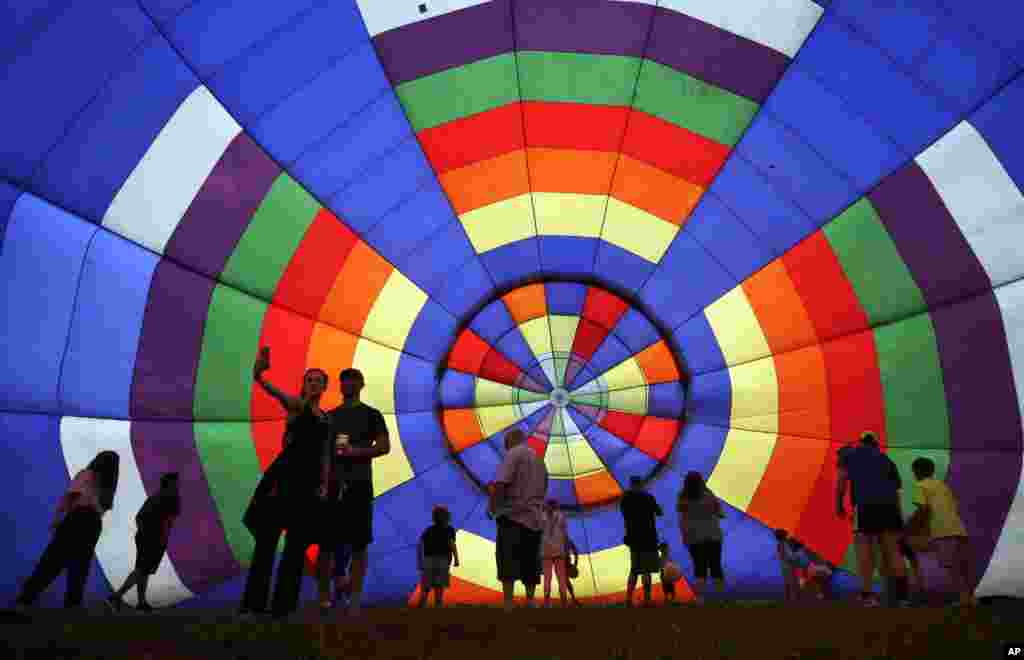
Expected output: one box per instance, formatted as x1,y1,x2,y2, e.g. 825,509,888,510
905,457,975,607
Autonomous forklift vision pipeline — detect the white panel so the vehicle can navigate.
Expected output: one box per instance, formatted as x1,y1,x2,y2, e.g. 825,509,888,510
626,0,822,57
571,376,605,396
59,417,193,607
561,408,581,436
916,121,1024,289
101,86,241,254
356,0,491,37
977,280,1024,598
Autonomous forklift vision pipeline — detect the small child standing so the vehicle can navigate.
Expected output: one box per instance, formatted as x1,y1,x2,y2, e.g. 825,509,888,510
907,457,975,607
416,505,459,608
107,473,180,612
658,542,681,604
801,545,833,601
775,530,798,602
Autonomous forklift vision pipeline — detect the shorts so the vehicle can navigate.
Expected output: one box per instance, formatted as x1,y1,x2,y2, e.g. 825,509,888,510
855,503,904,535
496,517,542,586
421,555,451,589
135,534,167,575
324,480,374,552
929,536,968,569
629,548,662,575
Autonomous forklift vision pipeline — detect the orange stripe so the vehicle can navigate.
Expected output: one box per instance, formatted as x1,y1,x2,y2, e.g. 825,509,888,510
440,149,530,215
273,209,357,317
443,408,484,451
746,434,831,537
529,147,616,194
741,259,819,353
502,283,547,324
634,340,680,385
319,240,393,336
611,154,703,227
574,470,622,507
305,322,359,412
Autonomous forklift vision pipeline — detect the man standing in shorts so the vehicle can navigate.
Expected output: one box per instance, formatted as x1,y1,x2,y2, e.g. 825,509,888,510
836,431,909,606
328,368,389,616
490,429,548,612
620,476,663,607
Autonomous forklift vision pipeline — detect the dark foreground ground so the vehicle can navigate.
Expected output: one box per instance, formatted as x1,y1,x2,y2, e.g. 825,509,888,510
2,598,1021,660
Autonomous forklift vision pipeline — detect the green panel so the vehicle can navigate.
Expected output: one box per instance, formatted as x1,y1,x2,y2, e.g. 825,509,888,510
220,174,320,302
607,386,648,414
518,51,640,106
194,284,267,421
633,60,759,146
395,54,519,131
192,422,263,564
572,392,606,407
475,378,516,407
823,198,927,327
550,410,566,436
513,388,548,405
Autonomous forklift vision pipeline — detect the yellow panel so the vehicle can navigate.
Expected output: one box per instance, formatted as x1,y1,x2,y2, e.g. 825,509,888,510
606,386,647,415
474,378,517,407
460,194,534,253
533,192,605,237
728,356,778,434
588,544,633,596
707,428,777,512
544,442,573,478
729,413,782,434
600,356,646,391
601,198,678,264
705,287,772,366
449,531,505,592
351,338,400,413
518,316,552,359
566,436,604,476
548,315,579,355
475,404,520,438
373,413,415,497
362,269,427,352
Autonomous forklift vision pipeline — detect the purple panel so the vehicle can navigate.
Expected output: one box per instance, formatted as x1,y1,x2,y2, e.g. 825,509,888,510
130,260,215,419
372,0,514,86
648,381,685,419
533,407,556,437
164,134,280,280
514,0,653,57
868,163,991,309
647,7,790,102
515,373,548,394
571,403,604,423
931,293,1023,587
132,420,240,593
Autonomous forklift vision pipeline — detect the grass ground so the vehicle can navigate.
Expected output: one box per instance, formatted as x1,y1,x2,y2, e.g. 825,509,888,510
2,599,1020,660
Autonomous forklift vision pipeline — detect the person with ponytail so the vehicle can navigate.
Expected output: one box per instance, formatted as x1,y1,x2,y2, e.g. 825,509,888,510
16,450,120,609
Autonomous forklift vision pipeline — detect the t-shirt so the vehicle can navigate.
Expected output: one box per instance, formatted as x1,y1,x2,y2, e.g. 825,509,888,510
839,445,901,507
421,524,456,558
678,491,723,544
495,443,549,531
542,510,568,557
329,402,388,485
620,490,662,551
913,477,967,539
136,493,179,538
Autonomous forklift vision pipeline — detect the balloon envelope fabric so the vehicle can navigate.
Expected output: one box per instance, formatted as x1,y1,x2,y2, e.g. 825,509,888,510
1,0,1023,606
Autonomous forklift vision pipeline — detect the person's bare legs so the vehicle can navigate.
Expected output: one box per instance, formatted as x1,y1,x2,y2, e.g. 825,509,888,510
854,533,877,601
542,558,554,607
625,572,638,606
503,580,515,612
953,538,974,606
525,581,537,607
317,550,333,608
136,574,151,607
348,549,367,615
417,578,430,608
553,557,568,606
433,587,444,608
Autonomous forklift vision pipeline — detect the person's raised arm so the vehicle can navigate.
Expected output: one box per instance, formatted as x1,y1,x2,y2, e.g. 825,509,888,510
253,350,300,413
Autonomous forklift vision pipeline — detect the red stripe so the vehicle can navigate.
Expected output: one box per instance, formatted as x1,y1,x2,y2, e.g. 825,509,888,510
480,347,525,387
582,286,630,330
272,209,357,317
634,418,679,461
419,102,524,172
621,111,729,187
570,318,610,363
600,410,645,444
448,329,491,375
522,101,628,151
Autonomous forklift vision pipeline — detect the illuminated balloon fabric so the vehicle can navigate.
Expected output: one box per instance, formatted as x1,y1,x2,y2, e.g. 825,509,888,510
0,0,1022,607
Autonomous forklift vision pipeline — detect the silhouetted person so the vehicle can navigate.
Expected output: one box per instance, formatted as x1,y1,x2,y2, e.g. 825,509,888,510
106,472,180,612
16,451,120,610
678,471,725,603
620,476,662,606
416,505,459,608
540,500,570,607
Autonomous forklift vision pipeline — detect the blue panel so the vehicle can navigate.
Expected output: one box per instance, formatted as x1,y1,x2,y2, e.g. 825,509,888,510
292,93,412,188
971,76,1024,188
440,371,475,409
548,477,578,507
0,195,96,414
252,46,391,164
662,424,727,497
367,508,415,558
606,449,659,492
479,239,542,290
585,333,632,383
0,1,152,184
544,282,587,317
436,257,494,319
568,405,598,434
209,1,368,125
0,181,20,252
709,157,816,256
60,231,157,419
538,236,596,280
566,516,594,555
173,574,247,609
581,424,630,467
684,370,731,427
671,313,727,375
394,354,437,413
639,233,735,331
610,307,659,354
592,241,657,296
137,0,194,25
791,15,956,152
0,413,112,607
412,458,481,529
399,411,450,473
949,0,1024,65
648,382,685,419
0,0,60,64
34,39,198,223
715,515,787,597
579,508,630,552
458,440,503,486
458,505,498,543
831,0,942,67
364,545,419,603
763,71,906,194
365,180,456,264
372,483,431,547
401,222,477,301
404,300,457,364
915,20,1017,116
168,0,318,77
470,300,517,345
329,137,434,234
684,194,774,282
